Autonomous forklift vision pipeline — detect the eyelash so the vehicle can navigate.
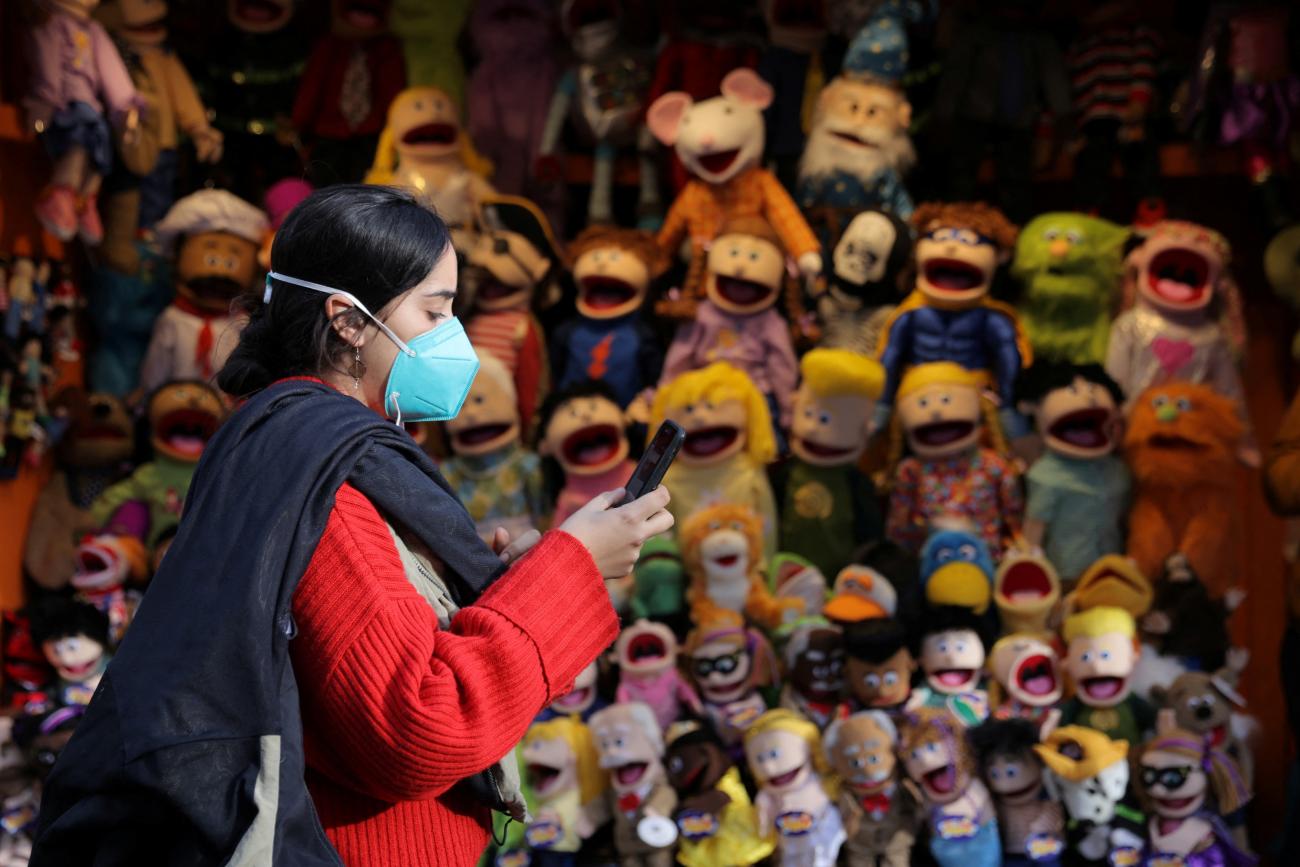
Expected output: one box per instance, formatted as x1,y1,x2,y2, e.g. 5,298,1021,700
427,311,445,323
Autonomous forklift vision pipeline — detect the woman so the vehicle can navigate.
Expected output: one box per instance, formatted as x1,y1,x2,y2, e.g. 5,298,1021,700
31,186,672,867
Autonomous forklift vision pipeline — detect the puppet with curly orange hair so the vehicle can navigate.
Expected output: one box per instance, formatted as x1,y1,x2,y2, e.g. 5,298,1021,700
682,504,804,632
874,202,1031,437
1124,382,1245,595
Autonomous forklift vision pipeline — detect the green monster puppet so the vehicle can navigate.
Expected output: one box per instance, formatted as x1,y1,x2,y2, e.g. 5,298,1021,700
1011,213,1128,365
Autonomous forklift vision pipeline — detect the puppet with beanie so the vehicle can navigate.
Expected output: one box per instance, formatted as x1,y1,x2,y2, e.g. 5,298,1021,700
774,348,884,579
536,381,635,527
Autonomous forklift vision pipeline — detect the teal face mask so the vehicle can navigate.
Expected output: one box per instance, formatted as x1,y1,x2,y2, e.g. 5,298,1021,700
265,271,480,423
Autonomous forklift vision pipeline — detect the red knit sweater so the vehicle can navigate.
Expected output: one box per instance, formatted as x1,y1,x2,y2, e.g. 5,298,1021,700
290,483,618,866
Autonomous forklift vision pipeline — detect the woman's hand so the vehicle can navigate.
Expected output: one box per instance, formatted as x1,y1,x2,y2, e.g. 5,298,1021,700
491,527,542,565
560,487,674,579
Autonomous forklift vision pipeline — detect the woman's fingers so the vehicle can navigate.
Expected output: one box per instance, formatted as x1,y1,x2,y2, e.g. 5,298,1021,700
499,529,541,564
619,485,671,521
640,509,675,540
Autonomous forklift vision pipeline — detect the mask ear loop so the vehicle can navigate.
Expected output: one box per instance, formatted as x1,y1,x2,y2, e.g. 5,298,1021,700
266,271,418,358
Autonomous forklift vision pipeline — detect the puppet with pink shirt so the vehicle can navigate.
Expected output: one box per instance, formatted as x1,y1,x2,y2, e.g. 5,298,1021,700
537,381,636,526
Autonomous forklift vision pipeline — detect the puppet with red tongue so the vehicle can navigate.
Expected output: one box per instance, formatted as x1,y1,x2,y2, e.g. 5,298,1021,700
987,633,1063,733
614,620,703,731
1060,606,1155,744
590,702,679,867
648,68,821,309
72,500,149,647
538,381,635,525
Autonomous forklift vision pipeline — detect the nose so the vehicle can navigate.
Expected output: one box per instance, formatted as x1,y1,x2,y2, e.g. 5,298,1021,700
1049,239,1070,258
699,135,715,150
1195,705,1213,720
1157,405,1179,423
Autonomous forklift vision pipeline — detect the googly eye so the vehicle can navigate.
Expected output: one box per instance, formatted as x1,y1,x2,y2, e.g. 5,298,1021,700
1044,228,1060,240
1152,395,1169,408
958,544,977,560
1066,230,1084,244
865,673,881,688
883,671,898,685
1176,397,1192,412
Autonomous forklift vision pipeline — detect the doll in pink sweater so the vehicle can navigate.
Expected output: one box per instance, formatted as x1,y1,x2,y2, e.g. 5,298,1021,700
537,381,635,525
615,619,703,731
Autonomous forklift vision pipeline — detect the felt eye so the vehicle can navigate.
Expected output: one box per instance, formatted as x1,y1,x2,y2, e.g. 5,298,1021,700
940,395,951,405
1081,651,1094,663
937,549,954,563
1007,766,1019,777
668,756,683,773
926,742,939,753
708,521,722,531
819,412,831,425
1152,395,1169,408
1066,230,1084,244
204,255,220,267
1043,228,1060,240
749,251,760,261
990,767,1001,779
958,544,977,560
883,671,898,685
918,397,930,408
868,754,880,764
864,673,881,688
937,641,949,653
1176,397,1192,412
1100,650,1111,661
955,642,967,653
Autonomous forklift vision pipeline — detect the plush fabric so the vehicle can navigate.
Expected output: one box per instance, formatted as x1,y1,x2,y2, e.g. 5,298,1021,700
887,449,1022,557
1026,452,1130,582
773,459,882,580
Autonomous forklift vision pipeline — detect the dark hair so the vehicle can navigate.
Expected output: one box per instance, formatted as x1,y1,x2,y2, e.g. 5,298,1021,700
28,596,110,648
918,604,989,649
217,185,453,397
843,617,909,664
968,717,1041,772
534,379,625,502
1015,361,1125,406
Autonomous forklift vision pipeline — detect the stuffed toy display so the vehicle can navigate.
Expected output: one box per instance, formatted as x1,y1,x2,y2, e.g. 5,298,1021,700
818,209,913,357
0,715,38,864
777,621,844,731
1060,606,1155,744
969,717,1065,865
824,710,921,867
651,363,779,559
663,719,774,867
536,382,635,526
519,715,609,862
1123,382,1244,596
899,706,1001,867
648,68,821,306
1131,715,1255,861
290,0,404,186
97,0,224,272
680,504,803,632
885,362,1023,557
1018,362,1131,583
463,194,563,431
744,708,845,867
1151,663,1254,792
754,0,827,189
918,527,996,619
993,553,1061,636
683,611,778,749
911,605,990,726
91,380,224,547
440,353,548,544
589,702,679,867
1011,213,1128,365
22,0,144,245
613,620,703,731
774,348,883,578
28,597,111,708
841,617,915,713
535,0,659,227
987,633,1063,731
364,86,496,248
659,215,801,428
71,500,149,647
796,73,916,253
553,227,668,408
875,202,1028,437
139,189,268,393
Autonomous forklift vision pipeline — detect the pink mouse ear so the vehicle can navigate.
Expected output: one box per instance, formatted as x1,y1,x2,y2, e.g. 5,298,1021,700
720,68,773,109
646,92,694,146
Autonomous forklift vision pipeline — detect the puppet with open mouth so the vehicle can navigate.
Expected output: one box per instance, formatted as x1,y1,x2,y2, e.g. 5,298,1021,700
684,611,777,750
913,605,991,726
30,596,112,708
993,552,1061,635
987,634,1063,733
1018,361,1130,583
969,718,1065,866
538,382,635,526
824,710,921,867
778,622,845,731
590,701,679,867
538,659,606,724
614,620,702,731
72,500,150,647
1061,606,1155,744
819,209,913,358
519,715,608,863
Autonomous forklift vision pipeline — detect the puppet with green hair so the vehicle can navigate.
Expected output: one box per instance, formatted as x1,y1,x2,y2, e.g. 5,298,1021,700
1012,212,1128,365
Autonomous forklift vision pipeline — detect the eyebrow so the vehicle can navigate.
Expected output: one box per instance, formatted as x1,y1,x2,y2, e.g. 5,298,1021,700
424,288,457,300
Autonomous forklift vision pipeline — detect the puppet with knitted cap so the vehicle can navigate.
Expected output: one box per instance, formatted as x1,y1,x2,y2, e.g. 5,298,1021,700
22,0,144,245
537,381,635,526
819,208,913,357
440,352,548,545
1060,606,1155,744
660,215,804,428
139,189,267,393
552,227,668,408
885,362,1022,557
463,194,562,433
652,362,780,559
648,68,821,306
874,202,1030,438
774,348,884,578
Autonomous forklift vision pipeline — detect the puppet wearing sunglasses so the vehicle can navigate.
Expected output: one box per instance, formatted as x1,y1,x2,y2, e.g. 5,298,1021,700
683,611,779,751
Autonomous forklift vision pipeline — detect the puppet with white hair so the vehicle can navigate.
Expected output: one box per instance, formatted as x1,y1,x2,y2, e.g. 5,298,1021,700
139,190,269,393
589,702,679,867
824,710,922,867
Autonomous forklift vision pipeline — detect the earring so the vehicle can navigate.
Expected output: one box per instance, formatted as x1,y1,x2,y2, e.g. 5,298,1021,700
351,346,364,392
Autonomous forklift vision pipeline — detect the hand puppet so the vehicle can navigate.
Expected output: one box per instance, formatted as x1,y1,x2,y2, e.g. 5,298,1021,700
818,209,913,357
1018,361,1130,582
28,597,111,708
440,353,548,544
520,715,608,861
681,503,802,631
900,706,1001,867
92,380,224,547
613,620,702,731
648,68,821,306
842,618,915,713
589,702,679,867
72,500,149,647
537,382,634,526
969,717,1065,864
769,553,830,623
745,708,846,867
754,0,828,186
993,552,1061,636
140,189,268,393
1060,606,1155,743
987,633,1063,732
663,719,774,867
651,362,779,559
1141,555,1236,672
553,228,668,408
683,610,778,749
538,659,607,723
777,621,844,730
885,362,1022,557
911,605,990,725
1131,715,1255,861
1035,725,1144,866
630,537,687,631
825,710,921,867
463,194,563,431
1011,213,1127,365
1064,554,1154,623
774,348,884,578
797,74,916,252
1150,663,1254,792
659,216,802,426
1124,382,1244,595
22,0,143,244
875,202,1029,436
918,527,995,618
291,0,404,186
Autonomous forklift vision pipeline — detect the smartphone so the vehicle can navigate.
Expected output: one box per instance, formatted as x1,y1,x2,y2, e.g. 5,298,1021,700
618,421,685,506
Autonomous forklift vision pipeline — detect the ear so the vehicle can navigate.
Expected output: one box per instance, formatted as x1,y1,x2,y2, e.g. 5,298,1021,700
647,92,694,146
720,68,773,110
1156,707,1178,734
897,98,913,130
324,295,365,347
